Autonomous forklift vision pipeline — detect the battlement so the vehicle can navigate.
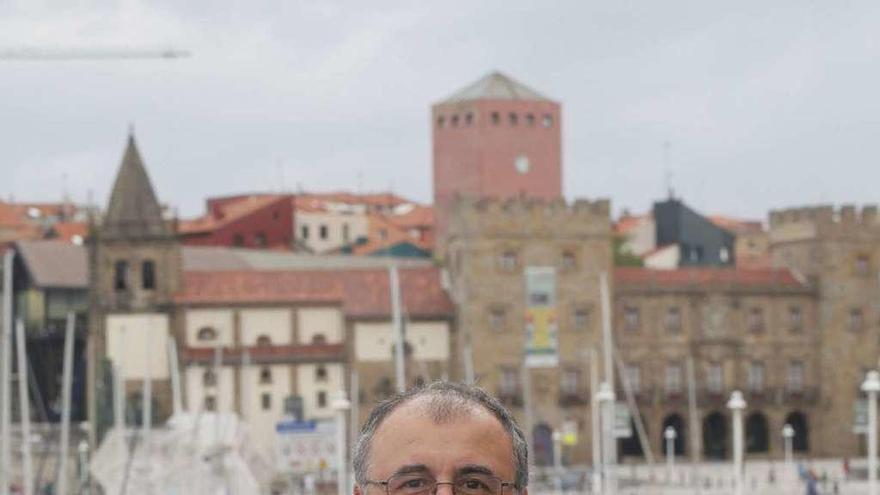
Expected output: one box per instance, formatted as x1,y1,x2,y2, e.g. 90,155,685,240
768,204,880,241
447,195,611,239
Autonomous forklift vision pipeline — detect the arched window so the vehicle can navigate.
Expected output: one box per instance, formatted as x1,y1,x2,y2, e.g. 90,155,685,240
142,260,155,290
203,369,217,387
256,335,272,346
311,334,327,344
232,234,245,247
114,260,128,291
197,327,218,342
745,412,769,453
259,367,272,384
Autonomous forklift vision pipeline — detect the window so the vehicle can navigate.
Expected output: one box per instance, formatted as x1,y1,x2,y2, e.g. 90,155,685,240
508,112,518,126
301,225,309,240
316,365,328,381
317,391,327,408
465,113,473,126
379,228,388,240
748,307,765,333
114,260,128,291
666,362,683,394
256,335,272,346
451,114,460,127
498,251,517,270
624,306,640,332
197,326,218,342
525,114,535,126
542,114,553,128
203,369,217,387
261,393,272,411
573,308,589,330
311,333,327,344
719,246,730,263
561,369,579,395
491,112,500,125
625,364,641,393
748,362,765,392
850,308,864,331
490,308,506,332
665,307,682,333
500,368,518,395
254,232,267,247
342,223,350,242
787,361,804,392
319,225,328,240
259,367,272,384
204,395,217,412
856,254,871,277
707,363,723,393
142,260,155,290
232,234,245,247
436,115,445,128
789,306,803,331
561,251,576,270
272,209,280,220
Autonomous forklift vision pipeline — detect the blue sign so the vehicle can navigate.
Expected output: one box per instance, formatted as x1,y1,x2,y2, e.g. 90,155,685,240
276,419,316,433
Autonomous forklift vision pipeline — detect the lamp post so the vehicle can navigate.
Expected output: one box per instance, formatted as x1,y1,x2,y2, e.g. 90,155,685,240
664,426,677,483
727,390,747,495
597,382,617,495
782,423,794,468
862,371,880,495
331,391,351,495
552,430,563,494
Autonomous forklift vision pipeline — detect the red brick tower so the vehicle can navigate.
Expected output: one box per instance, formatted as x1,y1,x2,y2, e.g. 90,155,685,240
432,71,562,243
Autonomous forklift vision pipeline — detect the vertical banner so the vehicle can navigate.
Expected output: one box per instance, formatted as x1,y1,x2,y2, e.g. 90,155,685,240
524,266,559,368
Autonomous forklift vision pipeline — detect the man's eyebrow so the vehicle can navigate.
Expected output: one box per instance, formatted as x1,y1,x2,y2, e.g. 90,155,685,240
392,464,432,476
455,465,496,477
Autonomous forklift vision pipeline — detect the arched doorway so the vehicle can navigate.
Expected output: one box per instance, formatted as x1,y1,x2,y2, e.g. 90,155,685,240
619,418,644,458
661,414,686,456
785,411,809,452
533,423,554,466
702,411,727,460
745,412,769,453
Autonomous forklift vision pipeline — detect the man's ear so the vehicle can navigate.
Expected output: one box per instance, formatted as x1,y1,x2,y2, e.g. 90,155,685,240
518,487,527,495
353,483,363,495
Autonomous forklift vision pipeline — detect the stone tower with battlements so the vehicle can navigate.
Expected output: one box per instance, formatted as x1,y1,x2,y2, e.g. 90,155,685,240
446,195,611,465
88,134,181,440
769,204,880,456
432,72,562,246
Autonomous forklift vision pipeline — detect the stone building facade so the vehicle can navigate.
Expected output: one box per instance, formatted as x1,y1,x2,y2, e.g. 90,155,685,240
445,196,612,465
768,205,880,457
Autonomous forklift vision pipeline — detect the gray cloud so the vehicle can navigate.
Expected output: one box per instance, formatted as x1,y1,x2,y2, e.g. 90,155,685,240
2,1,879,220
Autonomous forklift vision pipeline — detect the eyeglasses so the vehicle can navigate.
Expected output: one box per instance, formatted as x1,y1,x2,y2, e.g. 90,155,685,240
365,473,518,495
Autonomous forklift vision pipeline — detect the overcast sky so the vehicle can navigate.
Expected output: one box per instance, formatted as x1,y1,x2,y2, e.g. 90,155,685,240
2,1,879,220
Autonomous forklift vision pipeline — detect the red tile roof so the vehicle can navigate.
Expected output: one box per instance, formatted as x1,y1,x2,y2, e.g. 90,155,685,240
708,215,764,235
614,214,649,235
50,222,88,243
175,266,453,318
179,195,287,234
176,270,343,304
614,266,807,289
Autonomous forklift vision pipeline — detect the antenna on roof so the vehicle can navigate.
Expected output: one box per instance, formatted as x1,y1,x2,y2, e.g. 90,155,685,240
663,140,675,199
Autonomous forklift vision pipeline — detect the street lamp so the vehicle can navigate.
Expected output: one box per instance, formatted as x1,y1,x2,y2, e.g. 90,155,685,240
331,391,351,495
727,390,747,495
596,382,617,495
664,426,677,483
781,423,794,468
862,370,880,495
552,430,563,494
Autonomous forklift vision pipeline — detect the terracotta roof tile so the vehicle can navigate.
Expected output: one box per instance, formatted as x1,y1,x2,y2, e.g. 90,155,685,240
175,267,453,318
708,215,764,234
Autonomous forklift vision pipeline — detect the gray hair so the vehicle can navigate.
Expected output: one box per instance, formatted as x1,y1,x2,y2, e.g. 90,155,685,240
352,381,529,490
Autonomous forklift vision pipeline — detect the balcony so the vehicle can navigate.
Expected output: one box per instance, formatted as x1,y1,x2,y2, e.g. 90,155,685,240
745,387,778,406
782,386,819,405
616,388,655,406
496,389,523,408
558,390,589,407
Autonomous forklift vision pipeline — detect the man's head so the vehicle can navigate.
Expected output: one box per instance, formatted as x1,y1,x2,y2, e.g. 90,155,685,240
352,381,528,495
